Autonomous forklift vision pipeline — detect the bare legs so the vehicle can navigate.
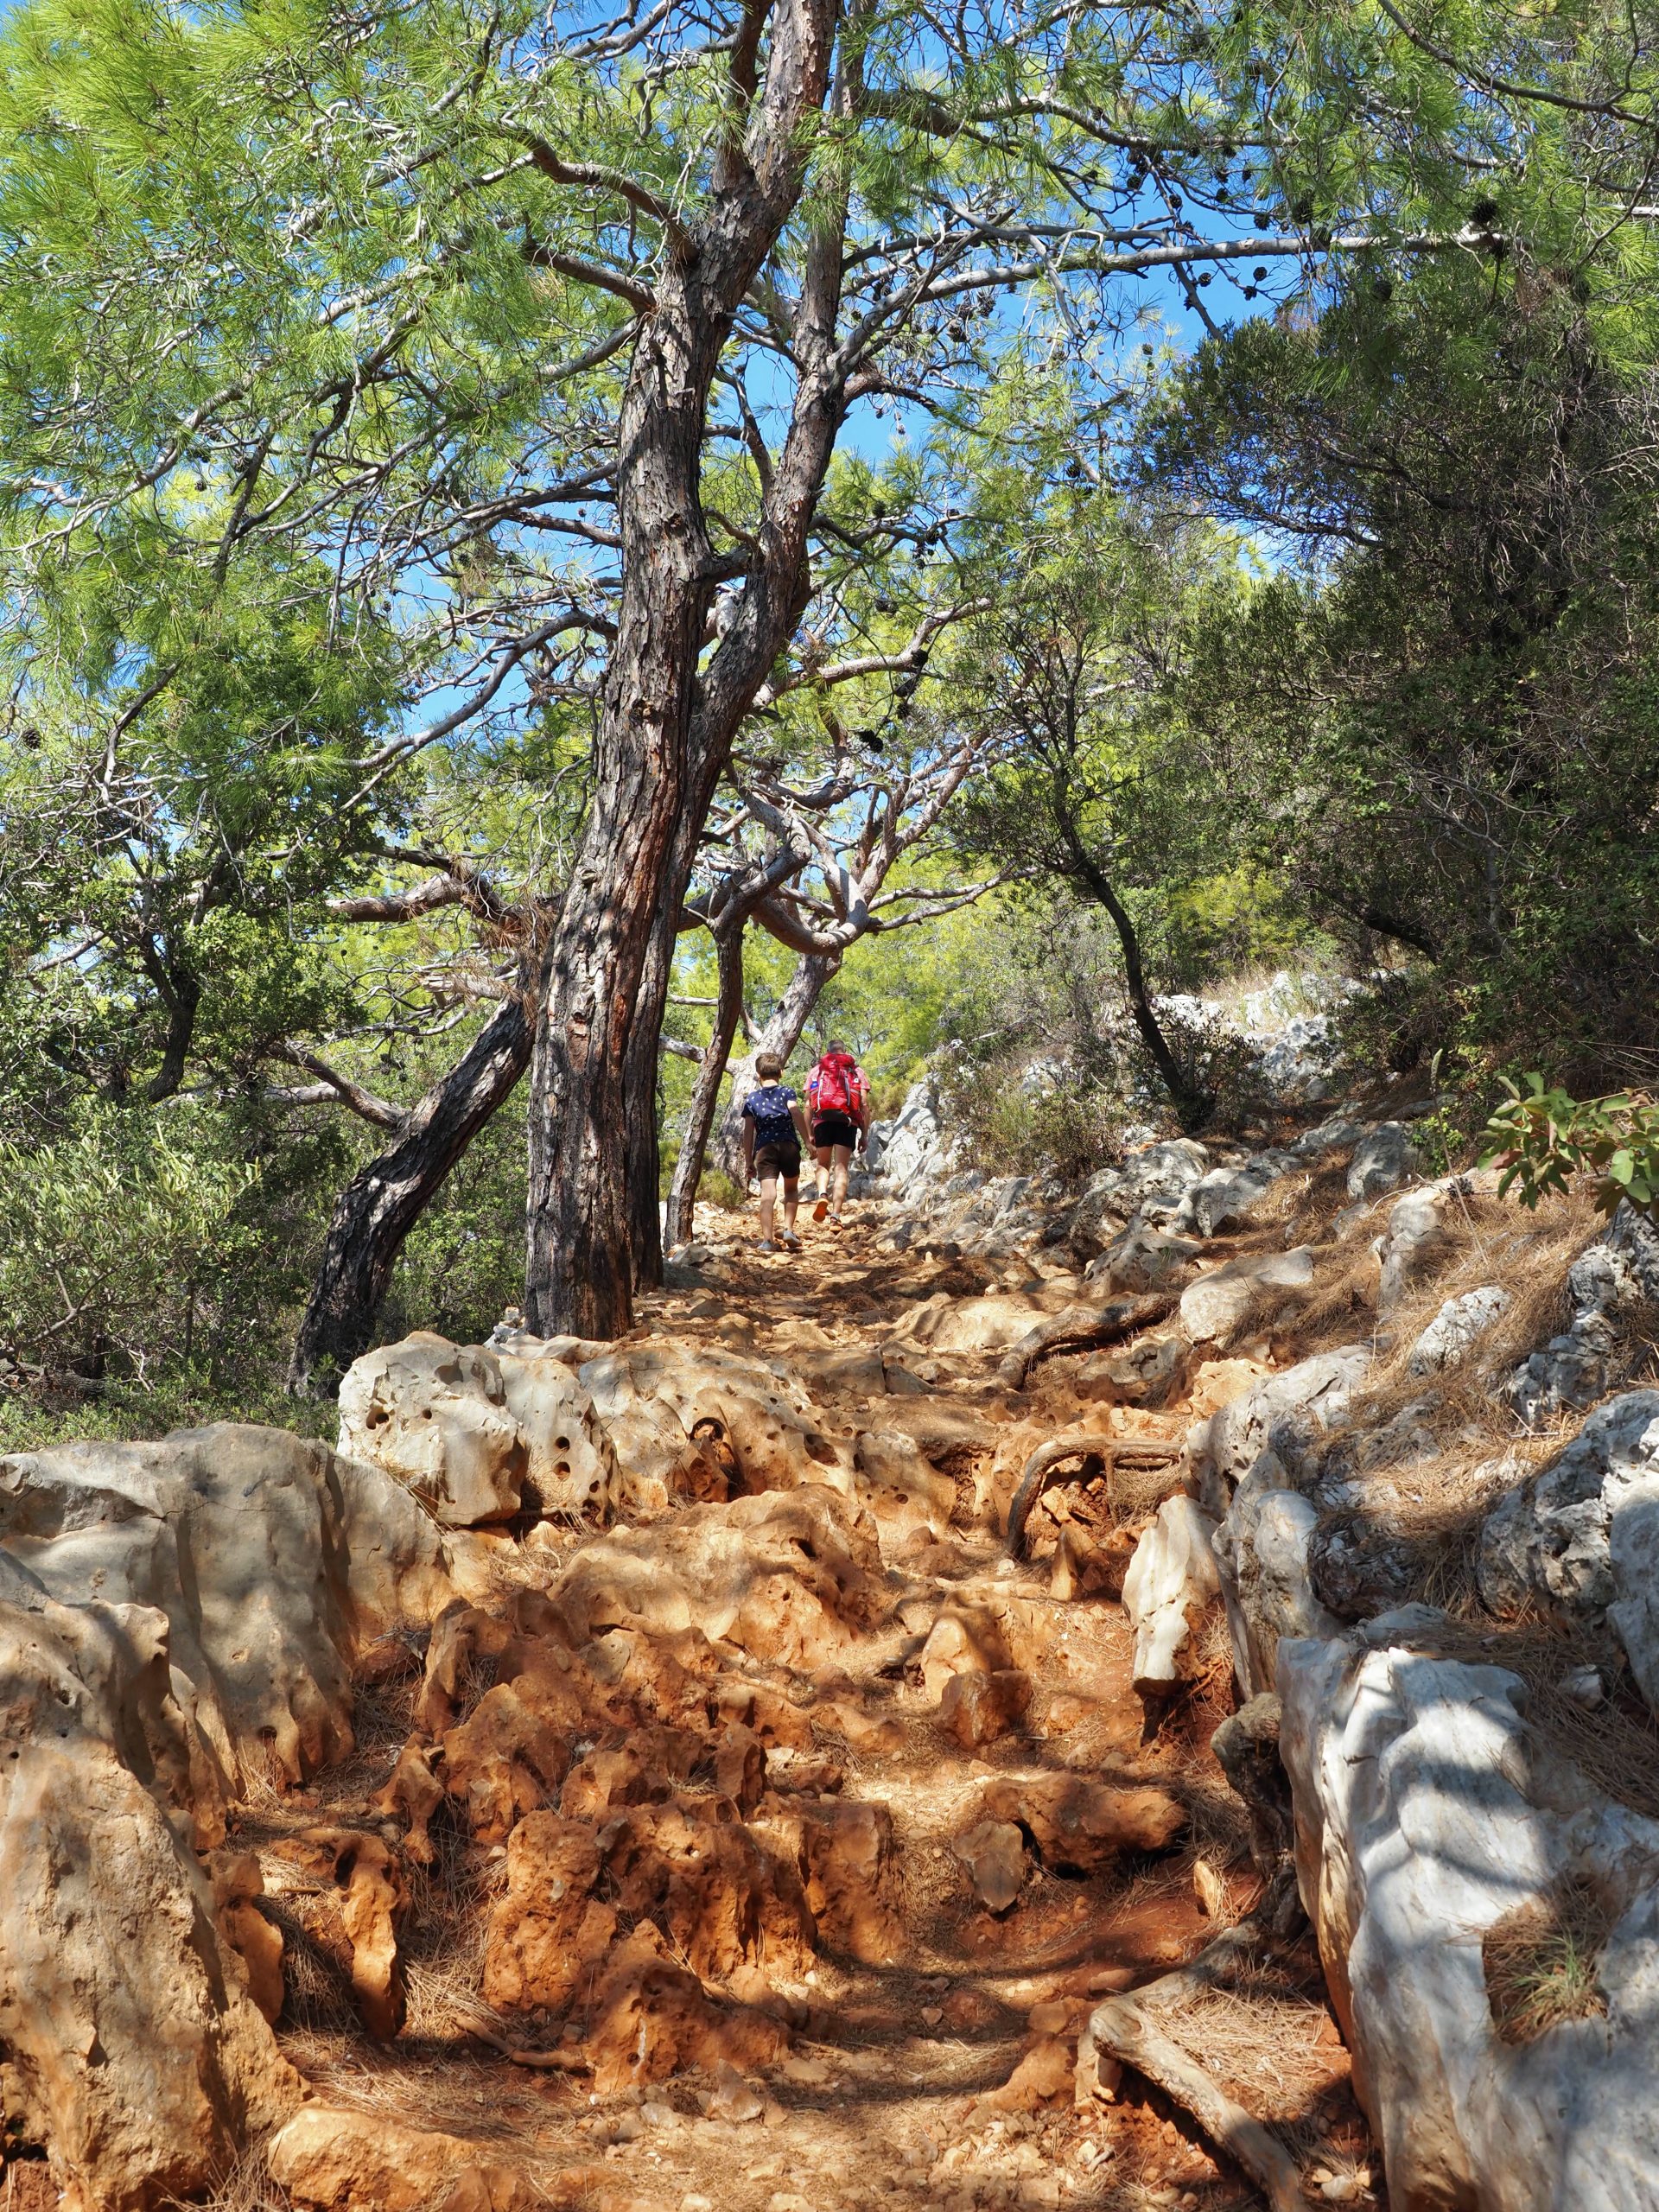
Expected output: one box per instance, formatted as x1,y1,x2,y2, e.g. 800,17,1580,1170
759,1171,801,1244
813,1142,853,1221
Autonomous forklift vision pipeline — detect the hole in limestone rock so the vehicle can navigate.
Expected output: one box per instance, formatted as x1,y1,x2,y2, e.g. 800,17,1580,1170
1484,1873,1613,2042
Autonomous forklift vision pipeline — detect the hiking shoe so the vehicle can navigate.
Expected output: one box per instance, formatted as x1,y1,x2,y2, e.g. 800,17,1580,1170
812,1198,830,1223
780,1232,802,1249
756,1239,778,1255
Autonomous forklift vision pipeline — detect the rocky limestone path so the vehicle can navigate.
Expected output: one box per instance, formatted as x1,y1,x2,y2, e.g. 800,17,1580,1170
238,1205,1375,2212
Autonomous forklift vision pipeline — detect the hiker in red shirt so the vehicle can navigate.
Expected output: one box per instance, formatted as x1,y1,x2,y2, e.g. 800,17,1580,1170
806,1039,869,1228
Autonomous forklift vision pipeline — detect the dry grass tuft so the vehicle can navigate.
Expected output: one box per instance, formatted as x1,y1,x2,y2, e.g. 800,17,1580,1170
161,2141,289,2212
1484,1874,1612,2044
1157,1960,1337,2113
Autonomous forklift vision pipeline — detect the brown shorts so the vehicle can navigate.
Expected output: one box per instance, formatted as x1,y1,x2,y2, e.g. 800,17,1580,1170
754,1141,801,1180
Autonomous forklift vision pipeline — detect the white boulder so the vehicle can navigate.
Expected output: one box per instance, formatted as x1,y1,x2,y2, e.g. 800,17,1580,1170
1187,1344,1370,1516
1345,1122,1419,1201
1478,1391,1659,1710
1211,1476,1342,1697
1376,1182,1453,1312
1178,1149,1298,1238
338,1333,525,1525
1280,1613,1659,2212
1121,1496,1221,1697
1178,1246,1315,1346
1408,1284,1510,1376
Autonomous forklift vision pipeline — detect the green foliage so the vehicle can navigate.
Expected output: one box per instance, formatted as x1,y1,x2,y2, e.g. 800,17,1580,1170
0,1095,348,1446
938,1058,1132,1186
1145,260,1659,1091
385,1094,528,1345
1480,1077,1659,1220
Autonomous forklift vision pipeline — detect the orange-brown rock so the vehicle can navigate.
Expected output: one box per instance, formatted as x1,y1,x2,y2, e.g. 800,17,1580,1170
816,1698,906,1757
988,2036,1075,2110
596,1797,817,1985
441,1681,575,1840
761,1796,905,1965
952,1819,1029,1913
978,1775,1185,1873
374,1737,446,1865
417,1603,515,1733
334,1833,409,2039
207,1850,285,2024
482,1814,616,2016
715,1721,768,1813
559,1744,669,1821
551,1490,887,1672
582,1929,789,2096
918,1605,1013,1703
0,1569,302,2212
269,2106,488,2212
440,2166,554,2212
715,1680,815,1751
939,1668,1032,1749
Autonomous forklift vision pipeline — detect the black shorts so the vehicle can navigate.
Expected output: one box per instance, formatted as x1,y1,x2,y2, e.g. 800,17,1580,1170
754,1141,801,1179
812,1112,858,1151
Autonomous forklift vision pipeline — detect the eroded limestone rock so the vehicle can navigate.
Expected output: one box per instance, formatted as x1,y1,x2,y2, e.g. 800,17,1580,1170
1213,1478,1343,1699
977,1773,1184,1872
1344,1122,1418,1202
0,1423,453,1789
1478,1391,1659,1709
338,1335,525,1526
1187,1345,1370,1517
0,1561,299,2212
552,1487,887,1669
1178,1247,1315,1347
1280,1612,1659,2212
1407,1284,1510,1376
1121,1496,1221,1700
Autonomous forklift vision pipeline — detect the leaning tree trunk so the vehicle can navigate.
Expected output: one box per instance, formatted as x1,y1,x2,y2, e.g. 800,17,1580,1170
713,946,842,1179
287,988,533,1397
665,912,747,1247
523,0,843,1338
1066,833,1210,1131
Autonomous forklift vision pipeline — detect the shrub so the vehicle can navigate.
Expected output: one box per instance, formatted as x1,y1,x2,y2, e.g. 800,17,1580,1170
1480,1077,1659,1221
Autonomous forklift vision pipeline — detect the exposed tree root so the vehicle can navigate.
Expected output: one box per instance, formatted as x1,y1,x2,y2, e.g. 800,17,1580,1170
1005,1433,1181,1559
1077,1867,1308,2212
995,1292,1177,1392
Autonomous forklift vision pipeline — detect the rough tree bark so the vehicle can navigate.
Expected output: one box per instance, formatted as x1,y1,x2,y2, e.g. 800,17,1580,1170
286,982,534,1395
524,0,849,1338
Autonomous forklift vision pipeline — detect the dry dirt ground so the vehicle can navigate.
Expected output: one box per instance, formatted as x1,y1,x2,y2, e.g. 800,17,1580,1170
238,1204,1385,2212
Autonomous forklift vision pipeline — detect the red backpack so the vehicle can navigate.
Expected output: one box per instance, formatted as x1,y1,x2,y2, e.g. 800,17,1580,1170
811,1053,865,1117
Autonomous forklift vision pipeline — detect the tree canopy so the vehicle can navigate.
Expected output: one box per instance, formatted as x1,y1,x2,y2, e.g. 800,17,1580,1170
3,0,1659,1425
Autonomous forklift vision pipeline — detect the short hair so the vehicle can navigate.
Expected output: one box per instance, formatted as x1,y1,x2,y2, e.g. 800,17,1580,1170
826,1038,849,1056
755,1052,784,1080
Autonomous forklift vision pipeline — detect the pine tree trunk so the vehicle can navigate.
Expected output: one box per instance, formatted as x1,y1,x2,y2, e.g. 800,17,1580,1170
521,0,844,1338
287,990,532,1397
523,266,724,1340
714,947,842,1178
665,913,747,1248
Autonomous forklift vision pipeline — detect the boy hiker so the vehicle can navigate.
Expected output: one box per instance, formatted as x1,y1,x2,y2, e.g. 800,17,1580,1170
739,1054,810,1254
806,1038,870,1226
